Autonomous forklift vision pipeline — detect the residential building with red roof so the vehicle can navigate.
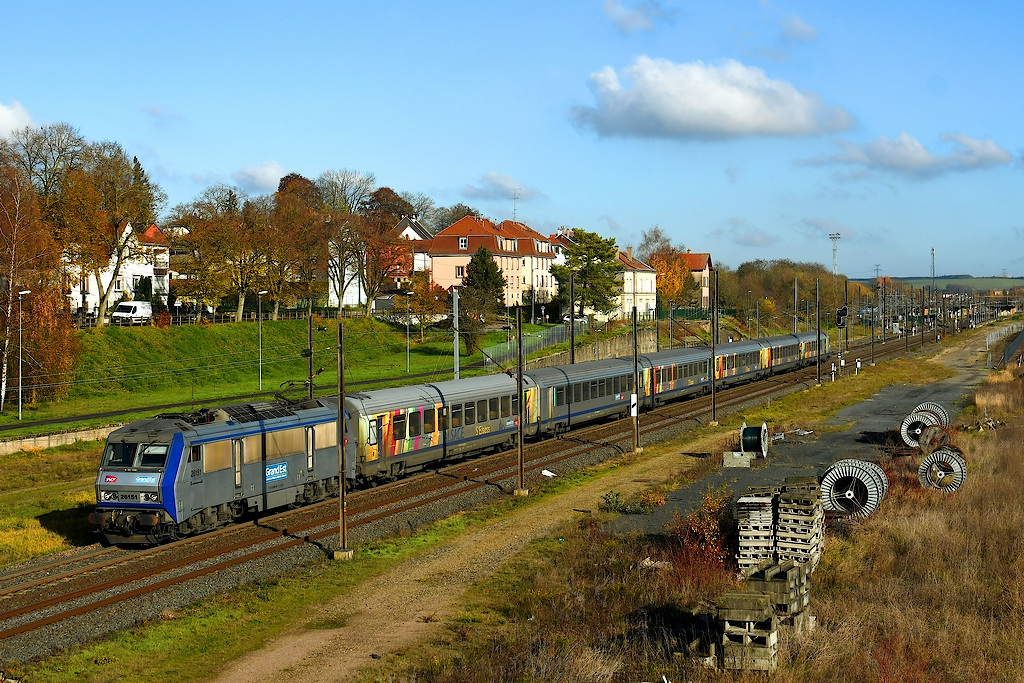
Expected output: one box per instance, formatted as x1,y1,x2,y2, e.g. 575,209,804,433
616,246,657,320
680,251,713,308
429,216,555,308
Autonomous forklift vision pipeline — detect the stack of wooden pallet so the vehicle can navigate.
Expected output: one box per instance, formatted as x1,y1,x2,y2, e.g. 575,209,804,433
735,486,778,575
774,476,824,571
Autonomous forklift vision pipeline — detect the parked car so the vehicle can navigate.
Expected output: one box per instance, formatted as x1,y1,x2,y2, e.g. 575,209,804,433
562,314,588,324
111,301,153,325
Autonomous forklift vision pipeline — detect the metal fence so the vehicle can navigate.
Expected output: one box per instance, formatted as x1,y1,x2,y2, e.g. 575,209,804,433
986,322,1024,350
481,322,589,368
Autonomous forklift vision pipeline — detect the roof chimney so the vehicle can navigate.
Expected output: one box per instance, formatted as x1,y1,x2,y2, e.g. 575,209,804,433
627,246,633,258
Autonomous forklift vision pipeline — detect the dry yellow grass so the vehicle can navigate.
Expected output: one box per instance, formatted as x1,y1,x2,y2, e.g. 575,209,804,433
772,373,1024,682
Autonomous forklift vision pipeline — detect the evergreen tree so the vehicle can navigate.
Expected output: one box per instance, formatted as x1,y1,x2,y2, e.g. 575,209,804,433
551,228,622,317
458,246,505,354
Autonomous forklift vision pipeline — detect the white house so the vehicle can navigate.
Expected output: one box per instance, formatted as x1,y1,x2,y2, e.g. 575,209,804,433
66,223,170,316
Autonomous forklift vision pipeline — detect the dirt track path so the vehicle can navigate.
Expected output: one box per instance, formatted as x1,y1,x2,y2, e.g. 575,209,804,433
214,330,994,683
214,447,704,683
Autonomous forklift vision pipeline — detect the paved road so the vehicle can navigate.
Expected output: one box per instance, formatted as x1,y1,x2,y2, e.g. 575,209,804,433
613,335,988,535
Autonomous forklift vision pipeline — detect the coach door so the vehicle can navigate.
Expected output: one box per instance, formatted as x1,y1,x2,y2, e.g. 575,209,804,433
232,439,244,495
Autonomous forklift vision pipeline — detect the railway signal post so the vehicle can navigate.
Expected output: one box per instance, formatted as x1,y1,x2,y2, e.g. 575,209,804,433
514,309,528,496
332,320,354,561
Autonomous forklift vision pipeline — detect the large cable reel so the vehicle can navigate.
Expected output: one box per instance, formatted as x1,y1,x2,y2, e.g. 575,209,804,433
900,410,943,448
820,459,890,519
913,402,950,428
740,422,769,458
917,446,967,492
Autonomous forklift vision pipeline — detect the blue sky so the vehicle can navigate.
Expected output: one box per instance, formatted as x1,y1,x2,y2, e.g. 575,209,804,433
2,1,1021,279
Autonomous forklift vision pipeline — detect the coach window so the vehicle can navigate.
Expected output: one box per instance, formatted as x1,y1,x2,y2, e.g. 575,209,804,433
512,395,519,415
500,396,511,417
451,404,462,428
573,383,582,403
424,408,436,433
488,398,499,420
590,380,598,398
368,419,378,445
243,434,262,464
409,410,421,437
464,402,476,425
478,399,488,421
394,413,407,440
555,386,565,407
204,440,232,473
582,381,590,401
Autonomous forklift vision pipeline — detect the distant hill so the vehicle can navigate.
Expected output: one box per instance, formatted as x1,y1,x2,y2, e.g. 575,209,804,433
851,275,1024,292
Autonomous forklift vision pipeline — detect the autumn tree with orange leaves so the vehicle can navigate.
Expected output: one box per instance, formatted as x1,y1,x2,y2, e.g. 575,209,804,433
355,187,414,317
0,157,79,412
635,225,699,308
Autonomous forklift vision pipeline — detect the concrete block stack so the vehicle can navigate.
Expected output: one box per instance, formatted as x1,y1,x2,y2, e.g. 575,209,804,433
715,591,779,672
774,476,824,572
735,486,778,575
744,559,811,620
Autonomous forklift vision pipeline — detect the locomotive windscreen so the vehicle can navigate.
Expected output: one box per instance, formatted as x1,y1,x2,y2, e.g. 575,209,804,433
102,442,170,468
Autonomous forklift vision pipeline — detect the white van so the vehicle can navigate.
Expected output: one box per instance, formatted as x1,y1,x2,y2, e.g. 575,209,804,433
111,301,153,326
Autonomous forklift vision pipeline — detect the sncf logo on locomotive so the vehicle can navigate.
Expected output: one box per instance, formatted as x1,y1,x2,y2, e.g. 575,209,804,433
105,475,117,483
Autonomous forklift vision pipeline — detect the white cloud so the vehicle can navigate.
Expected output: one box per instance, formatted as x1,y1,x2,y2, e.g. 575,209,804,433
802,132,1013,177
602,0,669,34
231,161,285,193
571,57,852,139
799,218,853,241
461,171,545,202
141,104,184,128
713,217,779,247
0,100,33,138
781,15,817,44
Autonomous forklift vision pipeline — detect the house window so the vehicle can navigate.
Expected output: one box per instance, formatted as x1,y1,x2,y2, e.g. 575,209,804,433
459,237,468,250
456,266,464,278
522,258,526,266
114,277,123,292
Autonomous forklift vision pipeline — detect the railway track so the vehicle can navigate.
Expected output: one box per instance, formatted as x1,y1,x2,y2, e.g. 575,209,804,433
0,337,910,661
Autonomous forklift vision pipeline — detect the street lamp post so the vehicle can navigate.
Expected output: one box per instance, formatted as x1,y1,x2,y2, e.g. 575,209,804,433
18,290,30,420
257,290,268,390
